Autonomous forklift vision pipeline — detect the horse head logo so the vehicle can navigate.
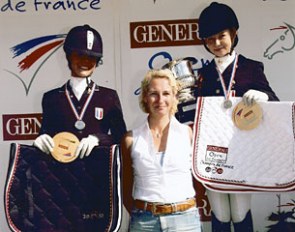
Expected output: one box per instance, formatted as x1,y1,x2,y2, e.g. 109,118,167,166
264,22,295,60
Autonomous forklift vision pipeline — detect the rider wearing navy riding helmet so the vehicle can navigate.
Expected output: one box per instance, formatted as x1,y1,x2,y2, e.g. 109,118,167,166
196,2,279,232
198,1,239,56
63,24,103,68
33,24,126,159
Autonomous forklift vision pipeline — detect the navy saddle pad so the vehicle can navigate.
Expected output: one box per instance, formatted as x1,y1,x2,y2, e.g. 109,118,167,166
4,143,122,232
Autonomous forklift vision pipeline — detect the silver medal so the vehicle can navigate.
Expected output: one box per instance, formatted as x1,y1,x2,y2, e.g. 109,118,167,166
223,99,232,109
75,120,86,130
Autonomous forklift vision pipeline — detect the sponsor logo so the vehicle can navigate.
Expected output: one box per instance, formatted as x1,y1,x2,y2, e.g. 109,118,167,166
266,194,295,231
130,19,202,48
5,34,66,95
206,145,228,164
264,22,295,59
2,113,42,140
0,0,101,13
193,179,211,222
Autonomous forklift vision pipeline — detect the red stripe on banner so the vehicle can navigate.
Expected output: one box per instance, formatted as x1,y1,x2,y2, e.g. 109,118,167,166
18,40,64,72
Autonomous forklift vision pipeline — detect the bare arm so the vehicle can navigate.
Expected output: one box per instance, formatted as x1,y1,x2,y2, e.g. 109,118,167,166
121,131,134,214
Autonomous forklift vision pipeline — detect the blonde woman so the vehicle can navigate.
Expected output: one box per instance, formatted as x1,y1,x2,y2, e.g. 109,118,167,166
121,69,201,232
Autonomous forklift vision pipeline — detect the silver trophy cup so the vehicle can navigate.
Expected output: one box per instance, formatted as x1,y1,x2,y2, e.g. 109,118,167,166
163,58,197,123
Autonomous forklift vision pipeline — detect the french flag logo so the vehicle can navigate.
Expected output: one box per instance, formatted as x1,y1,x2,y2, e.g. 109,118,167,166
5,34,66,95
95,107,104,120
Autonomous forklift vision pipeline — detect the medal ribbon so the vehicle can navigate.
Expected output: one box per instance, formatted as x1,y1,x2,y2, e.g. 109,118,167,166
65,82,95,121
216,54,239,101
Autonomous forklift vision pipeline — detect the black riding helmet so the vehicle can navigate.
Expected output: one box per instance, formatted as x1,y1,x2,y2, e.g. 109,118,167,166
63,24,103,65
198,2,239,53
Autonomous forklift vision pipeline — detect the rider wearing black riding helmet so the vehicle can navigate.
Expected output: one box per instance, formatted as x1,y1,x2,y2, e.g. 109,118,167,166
33,24,126,159
196,2,279,232
63,24,103,68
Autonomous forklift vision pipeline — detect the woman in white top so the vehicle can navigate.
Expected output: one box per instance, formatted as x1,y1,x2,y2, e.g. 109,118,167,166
121,69,201,231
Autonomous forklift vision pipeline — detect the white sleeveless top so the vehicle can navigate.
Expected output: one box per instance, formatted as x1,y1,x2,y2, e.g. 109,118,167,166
131,116,195,203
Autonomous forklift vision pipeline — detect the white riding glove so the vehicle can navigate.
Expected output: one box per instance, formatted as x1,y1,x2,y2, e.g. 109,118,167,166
75,135,99,159
33,134,54,154
242,89,268,106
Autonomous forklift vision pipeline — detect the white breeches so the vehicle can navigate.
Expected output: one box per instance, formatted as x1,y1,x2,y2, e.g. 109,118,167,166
207,190,252,223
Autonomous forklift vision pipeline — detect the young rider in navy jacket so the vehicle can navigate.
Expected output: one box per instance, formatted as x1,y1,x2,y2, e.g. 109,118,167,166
33,24,126,159
196,2,279,232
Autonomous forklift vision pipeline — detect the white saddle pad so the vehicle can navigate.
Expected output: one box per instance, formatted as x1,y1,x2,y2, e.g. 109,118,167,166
192,97,295,192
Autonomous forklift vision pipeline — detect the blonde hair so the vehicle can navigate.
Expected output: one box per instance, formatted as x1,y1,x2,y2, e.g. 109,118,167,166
139,69,180,115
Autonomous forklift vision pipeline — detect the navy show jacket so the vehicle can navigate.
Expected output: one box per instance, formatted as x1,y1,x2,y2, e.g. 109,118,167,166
39,80,127,146
197,54,279,101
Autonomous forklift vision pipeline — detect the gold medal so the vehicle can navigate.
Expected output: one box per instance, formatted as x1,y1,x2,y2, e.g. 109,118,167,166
51,132,80,163
232,101,263,130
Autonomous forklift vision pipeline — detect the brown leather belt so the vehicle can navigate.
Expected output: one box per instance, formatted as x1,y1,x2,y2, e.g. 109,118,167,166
134,198,196,215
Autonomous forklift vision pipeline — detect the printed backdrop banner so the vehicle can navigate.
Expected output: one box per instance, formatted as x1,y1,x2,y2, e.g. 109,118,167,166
1,0,295,232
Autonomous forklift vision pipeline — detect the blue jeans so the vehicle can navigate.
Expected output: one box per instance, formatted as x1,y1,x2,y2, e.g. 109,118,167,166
129,207,202,232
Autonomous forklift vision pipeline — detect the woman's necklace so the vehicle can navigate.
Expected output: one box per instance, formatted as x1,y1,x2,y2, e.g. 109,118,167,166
151,130,161,138
155,132,161,138
152,128,167,139
149,117,169,139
